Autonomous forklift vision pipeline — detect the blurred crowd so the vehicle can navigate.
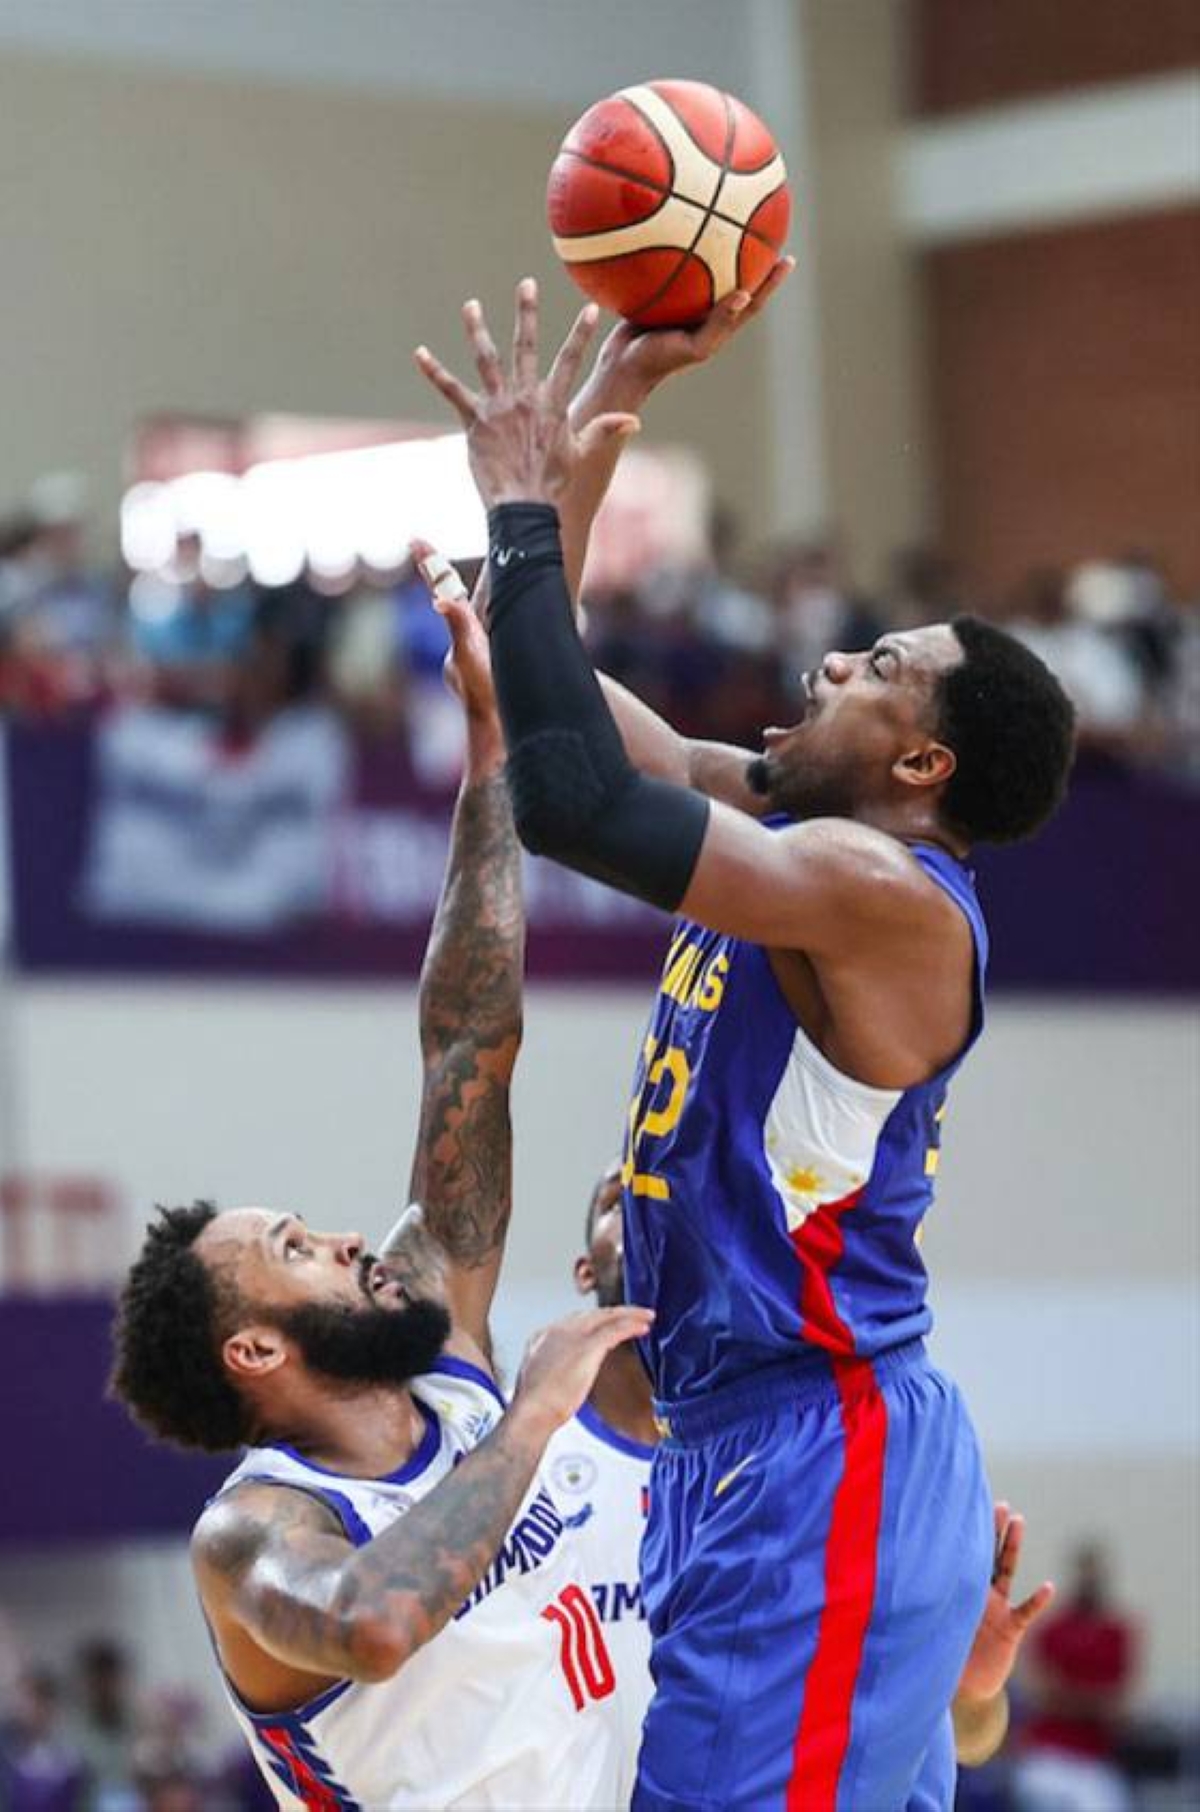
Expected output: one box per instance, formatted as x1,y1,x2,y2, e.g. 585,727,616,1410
2,1541,1194,1812
1,473,1198,789
0,1633,273,1812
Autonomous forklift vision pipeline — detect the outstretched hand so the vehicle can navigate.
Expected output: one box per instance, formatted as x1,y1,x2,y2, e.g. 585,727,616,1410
415,279,641,511
957,1503,1056,1707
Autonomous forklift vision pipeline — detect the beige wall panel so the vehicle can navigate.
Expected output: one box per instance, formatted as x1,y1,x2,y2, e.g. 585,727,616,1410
802,0,931,591
0,52,773,547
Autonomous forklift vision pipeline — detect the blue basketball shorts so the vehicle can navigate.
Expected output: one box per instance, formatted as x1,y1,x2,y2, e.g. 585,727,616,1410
632,1341,992,1812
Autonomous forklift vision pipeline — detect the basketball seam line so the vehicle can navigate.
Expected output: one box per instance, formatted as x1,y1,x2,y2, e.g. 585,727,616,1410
619,89,740,318
555,148,784,256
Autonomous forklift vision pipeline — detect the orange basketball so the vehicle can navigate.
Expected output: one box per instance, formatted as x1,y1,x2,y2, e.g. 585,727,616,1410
547,79,790,329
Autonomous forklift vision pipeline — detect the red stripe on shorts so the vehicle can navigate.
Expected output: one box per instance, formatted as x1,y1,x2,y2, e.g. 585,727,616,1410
785,1357,888,1812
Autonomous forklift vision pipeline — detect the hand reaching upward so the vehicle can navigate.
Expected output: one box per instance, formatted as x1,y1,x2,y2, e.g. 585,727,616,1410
415,278,641,510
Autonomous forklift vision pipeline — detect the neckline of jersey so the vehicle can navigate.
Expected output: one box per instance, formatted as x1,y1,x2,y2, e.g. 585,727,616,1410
267,1398,442,1487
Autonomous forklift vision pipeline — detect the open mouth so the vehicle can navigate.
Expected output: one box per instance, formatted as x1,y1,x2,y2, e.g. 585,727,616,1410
363,1259,408,1305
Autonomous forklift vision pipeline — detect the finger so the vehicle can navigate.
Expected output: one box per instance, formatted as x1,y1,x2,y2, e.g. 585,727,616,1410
739,253,796,321
575,412,641,462
1011,1580,1056,1632
462,298,504,396
512,275,540,389
687,288,753,361
544,303,601,412
414,344,479,425
993,1513,1025,1595
410,540,469,609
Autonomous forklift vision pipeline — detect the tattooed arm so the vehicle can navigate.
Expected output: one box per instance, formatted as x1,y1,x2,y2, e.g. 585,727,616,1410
382,581,523,1366
193,1306,653,1704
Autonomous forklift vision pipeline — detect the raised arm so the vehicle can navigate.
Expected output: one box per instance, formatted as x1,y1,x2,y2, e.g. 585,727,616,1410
382,576,522,1368
194,1306,653,1694
458,269,792,817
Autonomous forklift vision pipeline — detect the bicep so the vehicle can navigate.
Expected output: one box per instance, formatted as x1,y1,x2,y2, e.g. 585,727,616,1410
195,1490,365,1679
680,809,894,951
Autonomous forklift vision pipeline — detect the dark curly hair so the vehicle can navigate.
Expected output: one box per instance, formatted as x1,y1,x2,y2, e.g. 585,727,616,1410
936,615,1076,844
109,1201,251,1453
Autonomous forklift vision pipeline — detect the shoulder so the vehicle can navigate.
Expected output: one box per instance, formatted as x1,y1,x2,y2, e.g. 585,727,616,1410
192,1480,346,1586
777,819,959,926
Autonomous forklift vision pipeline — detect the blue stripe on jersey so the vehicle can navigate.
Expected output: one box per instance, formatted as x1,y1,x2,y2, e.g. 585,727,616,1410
622,838,988,1404
428,1354,508,1409
266,1401,441,1487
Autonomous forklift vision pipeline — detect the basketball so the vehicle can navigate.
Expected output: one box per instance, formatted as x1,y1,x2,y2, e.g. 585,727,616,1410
547,79,790,329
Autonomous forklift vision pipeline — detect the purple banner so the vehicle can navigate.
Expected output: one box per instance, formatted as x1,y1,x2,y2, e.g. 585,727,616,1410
1,1297,226,1545
6,720,1199,991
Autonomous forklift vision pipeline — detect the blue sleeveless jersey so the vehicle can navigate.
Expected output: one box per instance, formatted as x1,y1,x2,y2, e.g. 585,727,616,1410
621,840,988,1404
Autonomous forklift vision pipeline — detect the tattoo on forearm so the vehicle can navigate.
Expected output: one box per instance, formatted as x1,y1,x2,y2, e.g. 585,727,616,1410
217,1419,541,1676
406,773,523,1269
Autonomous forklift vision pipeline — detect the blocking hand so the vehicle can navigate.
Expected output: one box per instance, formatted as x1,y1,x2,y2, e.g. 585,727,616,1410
415,278,641,510
511,1305,654,1439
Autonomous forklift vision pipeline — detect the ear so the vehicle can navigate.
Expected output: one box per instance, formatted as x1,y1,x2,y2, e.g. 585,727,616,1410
222,1324,288,1381
573,1255,597,1298
893,740,956,793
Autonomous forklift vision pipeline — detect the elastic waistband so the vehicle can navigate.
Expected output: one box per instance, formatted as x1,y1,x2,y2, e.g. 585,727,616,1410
652,1339,928,1445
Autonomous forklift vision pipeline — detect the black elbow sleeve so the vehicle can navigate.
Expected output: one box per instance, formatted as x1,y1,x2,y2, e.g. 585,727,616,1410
488,505,710,912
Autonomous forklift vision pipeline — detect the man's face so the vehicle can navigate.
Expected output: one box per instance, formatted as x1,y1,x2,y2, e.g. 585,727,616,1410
751,625,964,821
195,1207,450,1390
576,1165,625,1309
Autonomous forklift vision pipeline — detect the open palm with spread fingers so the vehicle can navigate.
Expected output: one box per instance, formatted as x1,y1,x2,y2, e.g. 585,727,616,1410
957,1502,1056,1706
414,278,641,510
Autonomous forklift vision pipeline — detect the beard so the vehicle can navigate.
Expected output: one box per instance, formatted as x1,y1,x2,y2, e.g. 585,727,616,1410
270,1293,452,1389
747,748,858,822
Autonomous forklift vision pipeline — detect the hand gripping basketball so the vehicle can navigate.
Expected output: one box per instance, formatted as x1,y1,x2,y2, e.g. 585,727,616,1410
414,279,641,510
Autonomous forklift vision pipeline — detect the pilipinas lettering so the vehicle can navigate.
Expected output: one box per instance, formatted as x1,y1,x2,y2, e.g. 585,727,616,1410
659,931,729,1013
454,1487,565,1617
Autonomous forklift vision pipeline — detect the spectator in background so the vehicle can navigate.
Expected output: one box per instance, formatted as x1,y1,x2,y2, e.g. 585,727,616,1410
127,531,254,716
0,478,117,717
0,1668,86,1812
886,542,966,629
1005,564,1151,767
68,1641,138,1812
1012,1540,1139,1812
767,533,881,696
685,502,775,658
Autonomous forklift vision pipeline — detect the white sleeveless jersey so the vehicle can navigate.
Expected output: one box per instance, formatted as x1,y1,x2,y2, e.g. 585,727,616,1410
544,1404,654,1809
211,1357,622,1811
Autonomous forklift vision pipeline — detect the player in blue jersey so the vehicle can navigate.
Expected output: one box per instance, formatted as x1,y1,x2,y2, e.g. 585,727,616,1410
415,276,1076,1812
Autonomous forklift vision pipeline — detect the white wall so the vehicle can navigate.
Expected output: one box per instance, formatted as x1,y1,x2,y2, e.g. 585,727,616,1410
2,975,1197,1701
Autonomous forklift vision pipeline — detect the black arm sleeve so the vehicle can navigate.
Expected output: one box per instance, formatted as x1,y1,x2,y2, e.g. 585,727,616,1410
486,503,710,913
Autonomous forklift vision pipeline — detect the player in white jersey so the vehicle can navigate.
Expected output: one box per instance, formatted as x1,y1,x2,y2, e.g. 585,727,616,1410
109,587,649,1811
